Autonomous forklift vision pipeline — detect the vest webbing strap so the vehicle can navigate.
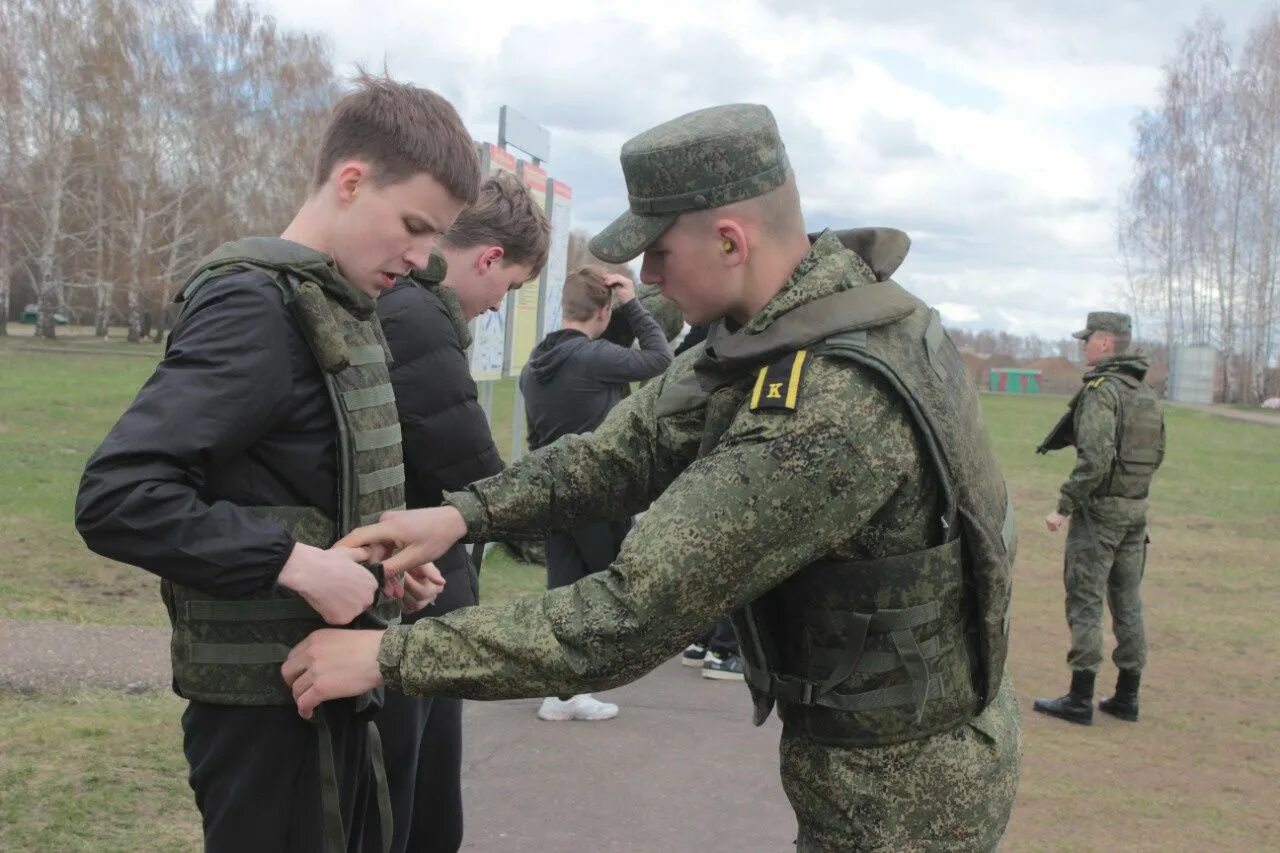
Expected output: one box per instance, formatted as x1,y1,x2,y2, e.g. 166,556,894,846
748,668,945,712
185,598,319,622
188,642,292,665
810,634,944,674
346,344,386,367
354,424,403,452
358,464,405,496
367,721,394,852
361,503,406,527
342,383,396,411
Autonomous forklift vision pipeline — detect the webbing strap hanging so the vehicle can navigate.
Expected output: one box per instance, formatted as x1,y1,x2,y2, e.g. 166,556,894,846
314,707,347,853
366,721,393,853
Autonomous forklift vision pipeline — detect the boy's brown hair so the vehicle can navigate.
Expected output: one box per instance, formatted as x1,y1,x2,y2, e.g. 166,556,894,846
441,172,551,275
314,72,480,204
561,265,615,321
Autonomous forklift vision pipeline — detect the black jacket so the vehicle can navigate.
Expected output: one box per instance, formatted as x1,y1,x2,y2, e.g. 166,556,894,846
75,271,334,598
377,279,503,616
519,299,673,450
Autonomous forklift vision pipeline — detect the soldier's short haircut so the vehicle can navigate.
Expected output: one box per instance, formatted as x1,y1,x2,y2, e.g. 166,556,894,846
440,172,551,275
561,265,614,321
314,72,480,204
751,176,805,239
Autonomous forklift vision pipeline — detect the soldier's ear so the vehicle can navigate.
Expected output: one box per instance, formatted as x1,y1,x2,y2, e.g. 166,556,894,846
714,219,748,266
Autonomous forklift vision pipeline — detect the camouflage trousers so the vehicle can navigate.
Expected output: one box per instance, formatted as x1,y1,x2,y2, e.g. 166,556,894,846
780,674,1021,852
1063,497,1149,674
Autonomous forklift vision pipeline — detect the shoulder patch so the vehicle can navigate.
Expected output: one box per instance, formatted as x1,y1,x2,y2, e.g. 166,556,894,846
750,349,808,413
1088,377,1106,389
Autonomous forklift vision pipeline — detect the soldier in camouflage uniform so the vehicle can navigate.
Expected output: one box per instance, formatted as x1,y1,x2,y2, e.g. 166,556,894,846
1036,312,1166,725
285,103,1023,851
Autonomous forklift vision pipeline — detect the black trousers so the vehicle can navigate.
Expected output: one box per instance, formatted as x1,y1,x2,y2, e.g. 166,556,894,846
372,692,465,853
372,546,479,853
182,698,373,853
545,518,633,590
701,617,739,656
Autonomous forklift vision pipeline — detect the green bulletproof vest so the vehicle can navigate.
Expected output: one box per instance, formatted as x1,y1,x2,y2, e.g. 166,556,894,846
686,273,1016,748
160,238,407,706
1038,368,1165,500
1095,373,1165,499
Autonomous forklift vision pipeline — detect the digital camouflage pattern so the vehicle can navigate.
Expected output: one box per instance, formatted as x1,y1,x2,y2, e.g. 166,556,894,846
380,231,1020,848
1049,352,1162,675
784,673,1021,852
165,238,405,705
1072,310,1132,340
589,104,791,263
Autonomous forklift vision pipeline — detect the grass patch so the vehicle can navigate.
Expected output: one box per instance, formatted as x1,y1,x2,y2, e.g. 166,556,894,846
0,690,200,850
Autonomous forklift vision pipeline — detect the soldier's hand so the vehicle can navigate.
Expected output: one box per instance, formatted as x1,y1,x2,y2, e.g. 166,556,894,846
336,506,468,577
604,273,635,303
277,543,378,625
400,562,447,613
282,629,385,720
1044,511,1067,533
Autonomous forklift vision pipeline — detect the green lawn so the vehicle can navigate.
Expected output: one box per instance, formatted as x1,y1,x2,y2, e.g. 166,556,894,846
2,347,1278,850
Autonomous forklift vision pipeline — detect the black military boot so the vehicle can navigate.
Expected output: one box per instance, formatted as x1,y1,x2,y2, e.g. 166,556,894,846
1032,671,1095,725
1098,670,1140,721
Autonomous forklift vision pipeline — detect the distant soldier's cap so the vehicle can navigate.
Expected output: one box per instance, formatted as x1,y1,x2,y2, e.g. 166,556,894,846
589,104,791,263
1073,311,1131,340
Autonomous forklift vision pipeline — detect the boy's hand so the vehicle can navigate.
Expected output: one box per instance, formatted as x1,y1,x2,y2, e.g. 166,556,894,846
604,274,635,303
277,543,378,625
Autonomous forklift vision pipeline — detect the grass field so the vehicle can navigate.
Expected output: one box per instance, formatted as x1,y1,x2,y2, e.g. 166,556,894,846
1,339,1278,850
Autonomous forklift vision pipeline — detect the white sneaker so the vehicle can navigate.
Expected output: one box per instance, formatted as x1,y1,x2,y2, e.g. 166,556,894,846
536,694,620,721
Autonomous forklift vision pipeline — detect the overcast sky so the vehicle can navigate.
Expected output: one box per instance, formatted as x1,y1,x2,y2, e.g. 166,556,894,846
237,0,1265,338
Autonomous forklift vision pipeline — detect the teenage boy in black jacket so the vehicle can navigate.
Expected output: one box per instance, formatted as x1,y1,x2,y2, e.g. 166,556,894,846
374,171,549,853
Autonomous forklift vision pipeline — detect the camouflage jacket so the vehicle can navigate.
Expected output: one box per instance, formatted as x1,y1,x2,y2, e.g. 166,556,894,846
1057,353,1152,515
378,232,939,704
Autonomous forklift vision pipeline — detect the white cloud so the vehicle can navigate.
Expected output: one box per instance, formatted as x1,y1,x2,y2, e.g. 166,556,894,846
224,0,1263,336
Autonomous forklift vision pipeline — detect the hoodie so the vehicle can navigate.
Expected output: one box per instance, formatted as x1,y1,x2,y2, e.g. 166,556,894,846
520,298,673,450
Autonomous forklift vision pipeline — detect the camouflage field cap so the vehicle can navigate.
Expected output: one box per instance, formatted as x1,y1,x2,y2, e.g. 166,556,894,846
1073,311,1131,340
589,104,792,263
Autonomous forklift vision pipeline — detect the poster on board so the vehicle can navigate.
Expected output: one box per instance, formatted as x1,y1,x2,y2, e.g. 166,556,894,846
541,179,572,336
507,161,547,374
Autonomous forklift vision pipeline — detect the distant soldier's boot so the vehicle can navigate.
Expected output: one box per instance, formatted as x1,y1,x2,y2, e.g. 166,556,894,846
1032,671,1095,725
1098,669,1140,722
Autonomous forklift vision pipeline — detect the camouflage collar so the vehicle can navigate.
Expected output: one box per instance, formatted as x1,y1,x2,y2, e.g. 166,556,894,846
1085,352,1150,382
427,284,473,350
743,230,876,335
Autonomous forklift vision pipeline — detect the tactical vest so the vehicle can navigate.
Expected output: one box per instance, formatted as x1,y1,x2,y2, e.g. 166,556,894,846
1037,370,1165,500
690,275,1015,748
1095,373,1165,499
161,239,406,706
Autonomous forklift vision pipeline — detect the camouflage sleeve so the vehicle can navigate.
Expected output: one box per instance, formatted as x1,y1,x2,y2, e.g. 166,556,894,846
381,358,918,700
443,354,704,541
1057,382,1119,515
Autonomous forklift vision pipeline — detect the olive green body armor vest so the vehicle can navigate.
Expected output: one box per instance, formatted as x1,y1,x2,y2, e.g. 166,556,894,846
690,275,1016,748
161,239,406,706
1037,368,1165,500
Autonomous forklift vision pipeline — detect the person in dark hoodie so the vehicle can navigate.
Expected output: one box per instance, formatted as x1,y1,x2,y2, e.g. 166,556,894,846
374,171,550,853
520,264,673,721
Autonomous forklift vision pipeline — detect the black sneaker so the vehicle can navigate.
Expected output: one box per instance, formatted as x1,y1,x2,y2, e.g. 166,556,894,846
702,652,745,681
681,643,708,667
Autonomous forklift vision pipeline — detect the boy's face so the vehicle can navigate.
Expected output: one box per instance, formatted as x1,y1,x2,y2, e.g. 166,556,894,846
330,165,466,298
448,246,534,321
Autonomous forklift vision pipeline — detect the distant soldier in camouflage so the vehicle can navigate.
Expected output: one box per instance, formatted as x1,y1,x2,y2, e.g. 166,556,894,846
1036,311,1166,725
284,103,1022,851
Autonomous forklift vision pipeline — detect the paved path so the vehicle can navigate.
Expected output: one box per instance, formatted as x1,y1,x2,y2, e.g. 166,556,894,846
0,619,795,850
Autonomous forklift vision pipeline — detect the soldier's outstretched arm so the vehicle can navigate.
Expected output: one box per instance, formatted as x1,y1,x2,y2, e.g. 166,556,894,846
371,361,911,702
